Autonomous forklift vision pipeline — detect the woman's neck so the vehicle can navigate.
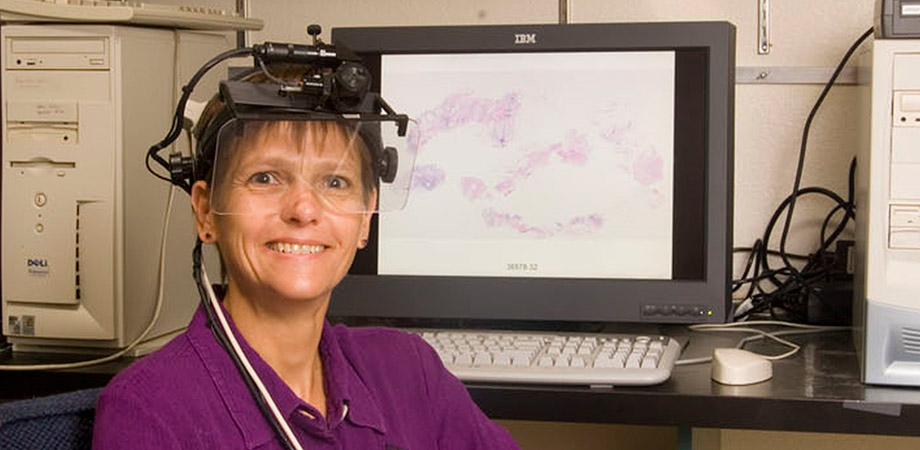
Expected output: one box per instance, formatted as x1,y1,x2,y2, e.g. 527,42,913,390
223,283,329,418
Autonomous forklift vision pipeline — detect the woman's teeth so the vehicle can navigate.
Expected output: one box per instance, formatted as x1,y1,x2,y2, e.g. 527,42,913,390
269,243,325,254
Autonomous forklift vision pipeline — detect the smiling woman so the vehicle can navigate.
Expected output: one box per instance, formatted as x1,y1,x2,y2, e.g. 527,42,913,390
92,52,520,450
199,123,373,314
193,118,377,328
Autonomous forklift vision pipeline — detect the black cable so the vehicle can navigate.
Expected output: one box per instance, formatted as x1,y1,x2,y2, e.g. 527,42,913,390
737,179,856,320
192,242,300,450
847,157,856,205
809,158,858,287
819,204,850,254
824,158,858,249
758,186,849,287
733,245,809,260
747,240,768,301
732,240,760,293
146,46,255,187
776,27,873,277
733,240,803,295
736,28,868,321
734,266,798,297
733,271,791,291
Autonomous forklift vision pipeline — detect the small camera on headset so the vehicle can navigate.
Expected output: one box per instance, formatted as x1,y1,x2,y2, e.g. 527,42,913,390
247,29,372,113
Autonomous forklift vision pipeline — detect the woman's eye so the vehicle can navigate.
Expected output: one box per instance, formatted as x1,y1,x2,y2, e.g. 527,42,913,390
325,175,351,190
248,172,278,185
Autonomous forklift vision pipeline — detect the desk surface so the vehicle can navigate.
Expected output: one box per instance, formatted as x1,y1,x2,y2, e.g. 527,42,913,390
2,325,919,436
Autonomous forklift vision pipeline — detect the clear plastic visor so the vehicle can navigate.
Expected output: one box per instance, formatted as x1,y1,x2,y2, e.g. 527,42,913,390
209,118,416,215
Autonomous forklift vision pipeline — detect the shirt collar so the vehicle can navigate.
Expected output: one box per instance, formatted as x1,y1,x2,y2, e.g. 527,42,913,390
186,303,387,449
319,321,387,435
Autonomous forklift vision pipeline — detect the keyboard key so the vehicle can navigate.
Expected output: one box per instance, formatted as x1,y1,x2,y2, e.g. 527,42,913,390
595,357,622,368
510,349,535,360
518,340,541,349
512,355,531,367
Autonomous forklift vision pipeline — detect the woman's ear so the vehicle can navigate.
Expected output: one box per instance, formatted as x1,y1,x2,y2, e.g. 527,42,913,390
191,180,217,243
359,188,377,245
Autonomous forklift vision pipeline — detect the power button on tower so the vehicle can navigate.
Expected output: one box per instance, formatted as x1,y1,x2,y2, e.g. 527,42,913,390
34,193,47,207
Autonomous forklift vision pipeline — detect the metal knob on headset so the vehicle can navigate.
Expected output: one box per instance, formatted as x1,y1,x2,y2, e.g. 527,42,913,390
379,147,398,183
307,24,322,44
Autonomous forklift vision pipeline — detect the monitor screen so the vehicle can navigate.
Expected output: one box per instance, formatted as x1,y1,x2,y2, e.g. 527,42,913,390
331,22,734,324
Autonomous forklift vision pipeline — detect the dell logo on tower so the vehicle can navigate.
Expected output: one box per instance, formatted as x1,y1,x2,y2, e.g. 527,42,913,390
27,258,48,268
27,257,50,276
514,33,536,44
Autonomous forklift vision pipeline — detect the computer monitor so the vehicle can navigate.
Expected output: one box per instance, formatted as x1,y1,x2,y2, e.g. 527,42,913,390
330,22,734,325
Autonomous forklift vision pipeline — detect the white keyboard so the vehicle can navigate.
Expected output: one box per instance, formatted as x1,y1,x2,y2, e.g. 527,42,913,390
415,330,681,386
0,0,263,30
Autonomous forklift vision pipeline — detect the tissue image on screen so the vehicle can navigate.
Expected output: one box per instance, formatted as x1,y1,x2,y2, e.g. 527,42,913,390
379,52,675,279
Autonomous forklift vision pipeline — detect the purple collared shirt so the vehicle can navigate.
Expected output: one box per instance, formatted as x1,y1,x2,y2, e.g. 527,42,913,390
93,305,519,449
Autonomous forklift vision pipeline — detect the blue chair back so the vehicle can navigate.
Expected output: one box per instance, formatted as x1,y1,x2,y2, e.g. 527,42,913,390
0,387,102,450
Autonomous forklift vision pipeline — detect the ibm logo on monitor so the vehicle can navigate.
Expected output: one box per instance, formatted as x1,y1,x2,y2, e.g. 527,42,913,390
514,33,536,44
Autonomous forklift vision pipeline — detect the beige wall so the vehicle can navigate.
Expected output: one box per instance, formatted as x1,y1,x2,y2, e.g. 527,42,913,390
148,0,918,448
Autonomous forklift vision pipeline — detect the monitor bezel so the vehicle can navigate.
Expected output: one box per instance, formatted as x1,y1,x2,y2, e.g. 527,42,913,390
330,22,734,324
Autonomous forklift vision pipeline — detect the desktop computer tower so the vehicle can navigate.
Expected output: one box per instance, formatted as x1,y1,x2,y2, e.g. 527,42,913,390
1,24,229,353
855,38,920,385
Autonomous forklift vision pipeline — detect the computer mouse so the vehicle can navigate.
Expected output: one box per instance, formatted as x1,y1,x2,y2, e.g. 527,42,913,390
711,348,773,385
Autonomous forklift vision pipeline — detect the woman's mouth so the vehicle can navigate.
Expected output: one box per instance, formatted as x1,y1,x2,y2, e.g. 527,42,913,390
267,242,327,255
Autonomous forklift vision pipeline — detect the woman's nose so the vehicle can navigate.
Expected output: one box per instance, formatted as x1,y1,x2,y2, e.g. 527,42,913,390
279,184,325,224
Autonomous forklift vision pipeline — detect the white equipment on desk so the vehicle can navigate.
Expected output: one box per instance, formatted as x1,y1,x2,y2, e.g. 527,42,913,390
855,38,920,386
0,23,231,353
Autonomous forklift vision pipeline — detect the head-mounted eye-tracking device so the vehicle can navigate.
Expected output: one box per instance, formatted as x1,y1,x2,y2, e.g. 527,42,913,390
194,78,415,216
146,26,416,214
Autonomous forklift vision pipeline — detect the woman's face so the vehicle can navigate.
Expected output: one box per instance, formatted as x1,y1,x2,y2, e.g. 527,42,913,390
192,121,375,305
